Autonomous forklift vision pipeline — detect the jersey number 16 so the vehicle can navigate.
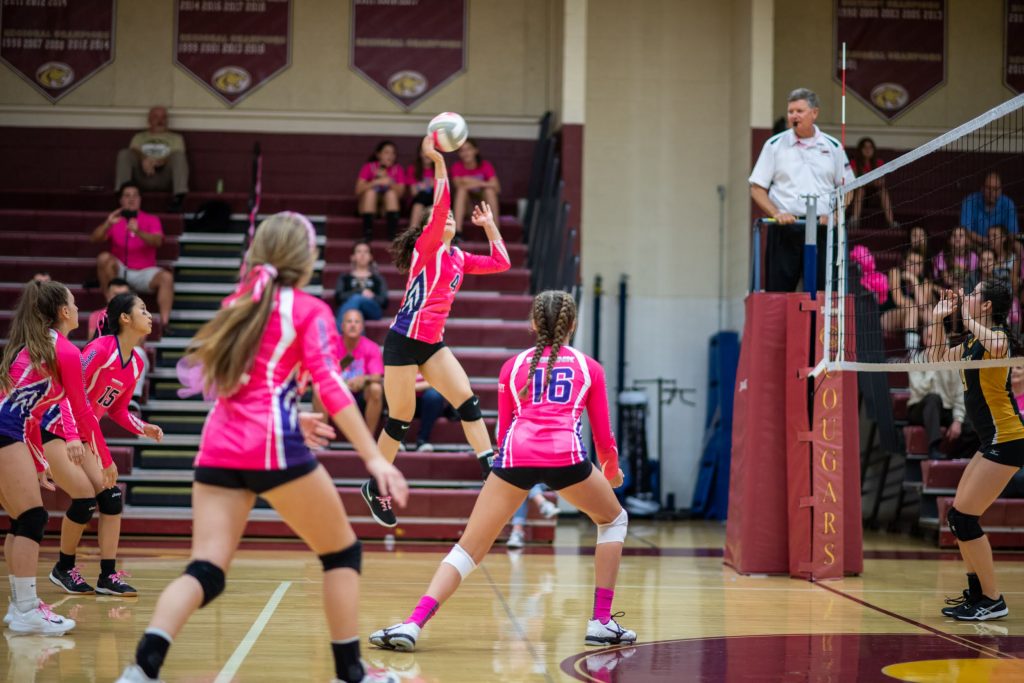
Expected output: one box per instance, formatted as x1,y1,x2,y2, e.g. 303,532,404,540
532,367,574,404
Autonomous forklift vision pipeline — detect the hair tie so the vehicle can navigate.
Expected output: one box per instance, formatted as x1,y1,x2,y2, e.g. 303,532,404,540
224,263,278,307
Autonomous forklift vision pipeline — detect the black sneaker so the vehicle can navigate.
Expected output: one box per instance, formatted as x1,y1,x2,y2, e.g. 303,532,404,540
941,589,972,617
949,594,1008,621
361,480,397,528
96,570,138,597
49,565,95,595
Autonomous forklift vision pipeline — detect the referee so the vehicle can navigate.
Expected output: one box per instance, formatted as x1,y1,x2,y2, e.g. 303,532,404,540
749,88,854,292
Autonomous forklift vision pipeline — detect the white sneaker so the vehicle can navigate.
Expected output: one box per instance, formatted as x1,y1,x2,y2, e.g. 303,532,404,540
415,442,433,452
506,529,525,549
585,613,636,646
369,621,420,652
115,664,163,683
3,600,13,625
539,501,560,519
3,630,75,679
7,601,75,635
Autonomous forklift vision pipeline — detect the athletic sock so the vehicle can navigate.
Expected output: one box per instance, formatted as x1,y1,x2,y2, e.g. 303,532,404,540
57,552,75,571
101,558,116,578
968,572,981,600
361,213,374,241
385,211,400,239
136,628,173,680
405,595,439,627
593,587,614,624
331,636,364,683
12,577,38,613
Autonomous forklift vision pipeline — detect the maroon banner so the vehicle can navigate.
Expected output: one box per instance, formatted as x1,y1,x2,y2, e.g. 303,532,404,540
350,0,466,110
835,0,946,120
174,0,291,107
1008,1,1024,94
0,1,115,103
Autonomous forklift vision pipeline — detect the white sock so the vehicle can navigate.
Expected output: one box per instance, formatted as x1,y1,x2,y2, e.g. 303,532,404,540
8,575,15,604
144,626,174,644
12,576,37,612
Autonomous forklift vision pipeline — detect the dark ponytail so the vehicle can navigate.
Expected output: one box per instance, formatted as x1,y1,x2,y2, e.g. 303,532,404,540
95,293,140,340
980,278,1023,355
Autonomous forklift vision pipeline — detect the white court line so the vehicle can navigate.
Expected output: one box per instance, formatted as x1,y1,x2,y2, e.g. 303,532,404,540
214,581,291,683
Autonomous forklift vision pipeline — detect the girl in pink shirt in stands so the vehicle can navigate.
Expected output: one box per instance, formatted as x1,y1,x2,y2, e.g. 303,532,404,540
406,146,436,231
0,280,91,635
451,138,501,240
369,290,636,652
356,140,406,241
118,212,408,683
38,292,164,599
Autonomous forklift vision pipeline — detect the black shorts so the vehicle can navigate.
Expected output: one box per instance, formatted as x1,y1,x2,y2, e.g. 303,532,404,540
0,434,23,449
40,429,63,445
981,440,1024,468
492,460,594,491
194,460,319,495
411,190,432,207
383,329,446,367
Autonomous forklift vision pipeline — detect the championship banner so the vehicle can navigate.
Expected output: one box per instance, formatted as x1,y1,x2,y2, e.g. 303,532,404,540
350,0,466,110
835,0,946,121
0,0,115,103
174,0,291,107
1007,1,1024,95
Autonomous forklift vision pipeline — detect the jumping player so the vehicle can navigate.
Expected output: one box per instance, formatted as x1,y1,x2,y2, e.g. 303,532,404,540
369,290,636,650
117,212,408,683
929,280,1024,620
40,292,163,598
361,135,511,527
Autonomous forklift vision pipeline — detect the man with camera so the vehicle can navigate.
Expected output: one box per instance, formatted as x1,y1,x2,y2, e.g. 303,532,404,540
91,182,176,333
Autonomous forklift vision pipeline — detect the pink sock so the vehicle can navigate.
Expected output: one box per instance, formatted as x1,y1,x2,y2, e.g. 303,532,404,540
405,595,439,627
593,587,614,624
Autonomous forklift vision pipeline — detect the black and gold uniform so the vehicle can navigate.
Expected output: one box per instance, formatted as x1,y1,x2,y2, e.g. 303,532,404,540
961,330,1024,467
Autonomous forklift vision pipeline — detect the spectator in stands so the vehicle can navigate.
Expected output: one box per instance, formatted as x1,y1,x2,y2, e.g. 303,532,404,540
322,308,384,434
933,226,978,291
91,182,175,334
334,240,388,323
749,88,855,291
506,485,559,549
880,249,935,350
1013,366,1024,414
407,147,436,231
909,321,966,459
452,138,501,241
410,375,456,452
849,137,896,229
115,106,189,213
356,140,406,241
967,247,1020,327
961,172,1018,244
908,225,930,261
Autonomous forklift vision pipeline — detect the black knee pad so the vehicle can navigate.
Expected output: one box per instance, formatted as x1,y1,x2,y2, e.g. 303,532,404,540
14,507,48,543
948,506,984,542
65,497,97,524
384,417,411,442
319,541,362,574
456,395,482,422
96,487,123,515
184,560,226,607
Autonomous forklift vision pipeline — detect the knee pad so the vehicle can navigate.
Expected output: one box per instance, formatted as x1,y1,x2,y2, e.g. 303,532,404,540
65,497,97,525
441,544,477,580
319,541,362,574
14,507,48,544
384,417,411,442
947,506,984,542
96,487,124,516
456,396,482,422
597,509,628,544
184,560,226,607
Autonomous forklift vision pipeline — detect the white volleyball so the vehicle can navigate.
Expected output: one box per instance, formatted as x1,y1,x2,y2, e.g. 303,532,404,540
427,112,469,153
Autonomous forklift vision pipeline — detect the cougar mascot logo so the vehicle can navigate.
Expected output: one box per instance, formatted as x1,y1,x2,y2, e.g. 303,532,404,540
387,70,427,99
870,83,909,111
213,66,252,94
35,62,74,89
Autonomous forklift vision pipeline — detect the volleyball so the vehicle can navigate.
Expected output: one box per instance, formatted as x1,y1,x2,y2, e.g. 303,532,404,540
427,112,468,152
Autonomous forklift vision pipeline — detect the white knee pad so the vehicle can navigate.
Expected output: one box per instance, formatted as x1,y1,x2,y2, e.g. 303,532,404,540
597,509,628,544
442,544,477,580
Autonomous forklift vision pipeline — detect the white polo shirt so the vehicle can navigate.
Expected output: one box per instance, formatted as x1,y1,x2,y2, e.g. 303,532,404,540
748,126,854,217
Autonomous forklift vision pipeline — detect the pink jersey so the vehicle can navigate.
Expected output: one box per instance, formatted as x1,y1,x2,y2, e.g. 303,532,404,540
107,210,163,270
41,335,148,468
340,335,384,382
406,164,435,194
390,178,511,343
495,345,619,479
358,162,405,187
195,287,355,470
452,159,496,183
0,331,107,470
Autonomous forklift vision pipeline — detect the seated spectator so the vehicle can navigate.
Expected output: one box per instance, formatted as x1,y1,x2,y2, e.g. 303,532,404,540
115,106,189,212
961,172,1018,246
356,140,405,240
933,226,978,291
506,484,559,549
850,245,889,306
880,249,936,350
907,225,931,263
452,138,500,239
91,183,175,333
848,137,895,229
334,240,388,323
908,322,966,459
404,374,459,452
406,147,435,230
317,308,383,433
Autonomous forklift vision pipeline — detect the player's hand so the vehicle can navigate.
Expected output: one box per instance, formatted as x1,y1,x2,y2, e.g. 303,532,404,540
774,212,797,225
102,463,118,489
366,457,408,508
957,287,971,323
37,469,56,492
933,289,957,321
66,439,85,466
470,202,495,229
608,470,624,488
143,423,164,443
421,135,443,162
298,411,335,449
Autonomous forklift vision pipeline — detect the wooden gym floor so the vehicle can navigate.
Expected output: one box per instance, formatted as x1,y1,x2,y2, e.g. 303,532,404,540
4,520,1024,682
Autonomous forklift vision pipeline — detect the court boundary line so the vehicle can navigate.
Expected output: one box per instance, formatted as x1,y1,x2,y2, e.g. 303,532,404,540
478,563,555,683
814,582,1016,660
214,580,292,683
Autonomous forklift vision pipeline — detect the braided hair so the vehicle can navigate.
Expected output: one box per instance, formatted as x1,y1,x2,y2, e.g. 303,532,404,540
519,290,577,398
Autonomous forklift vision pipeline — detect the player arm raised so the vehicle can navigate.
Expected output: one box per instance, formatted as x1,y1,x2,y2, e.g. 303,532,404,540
926,289,965,363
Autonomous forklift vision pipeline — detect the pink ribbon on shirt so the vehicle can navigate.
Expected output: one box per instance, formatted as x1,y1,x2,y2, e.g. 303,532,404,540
224,263,278,308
